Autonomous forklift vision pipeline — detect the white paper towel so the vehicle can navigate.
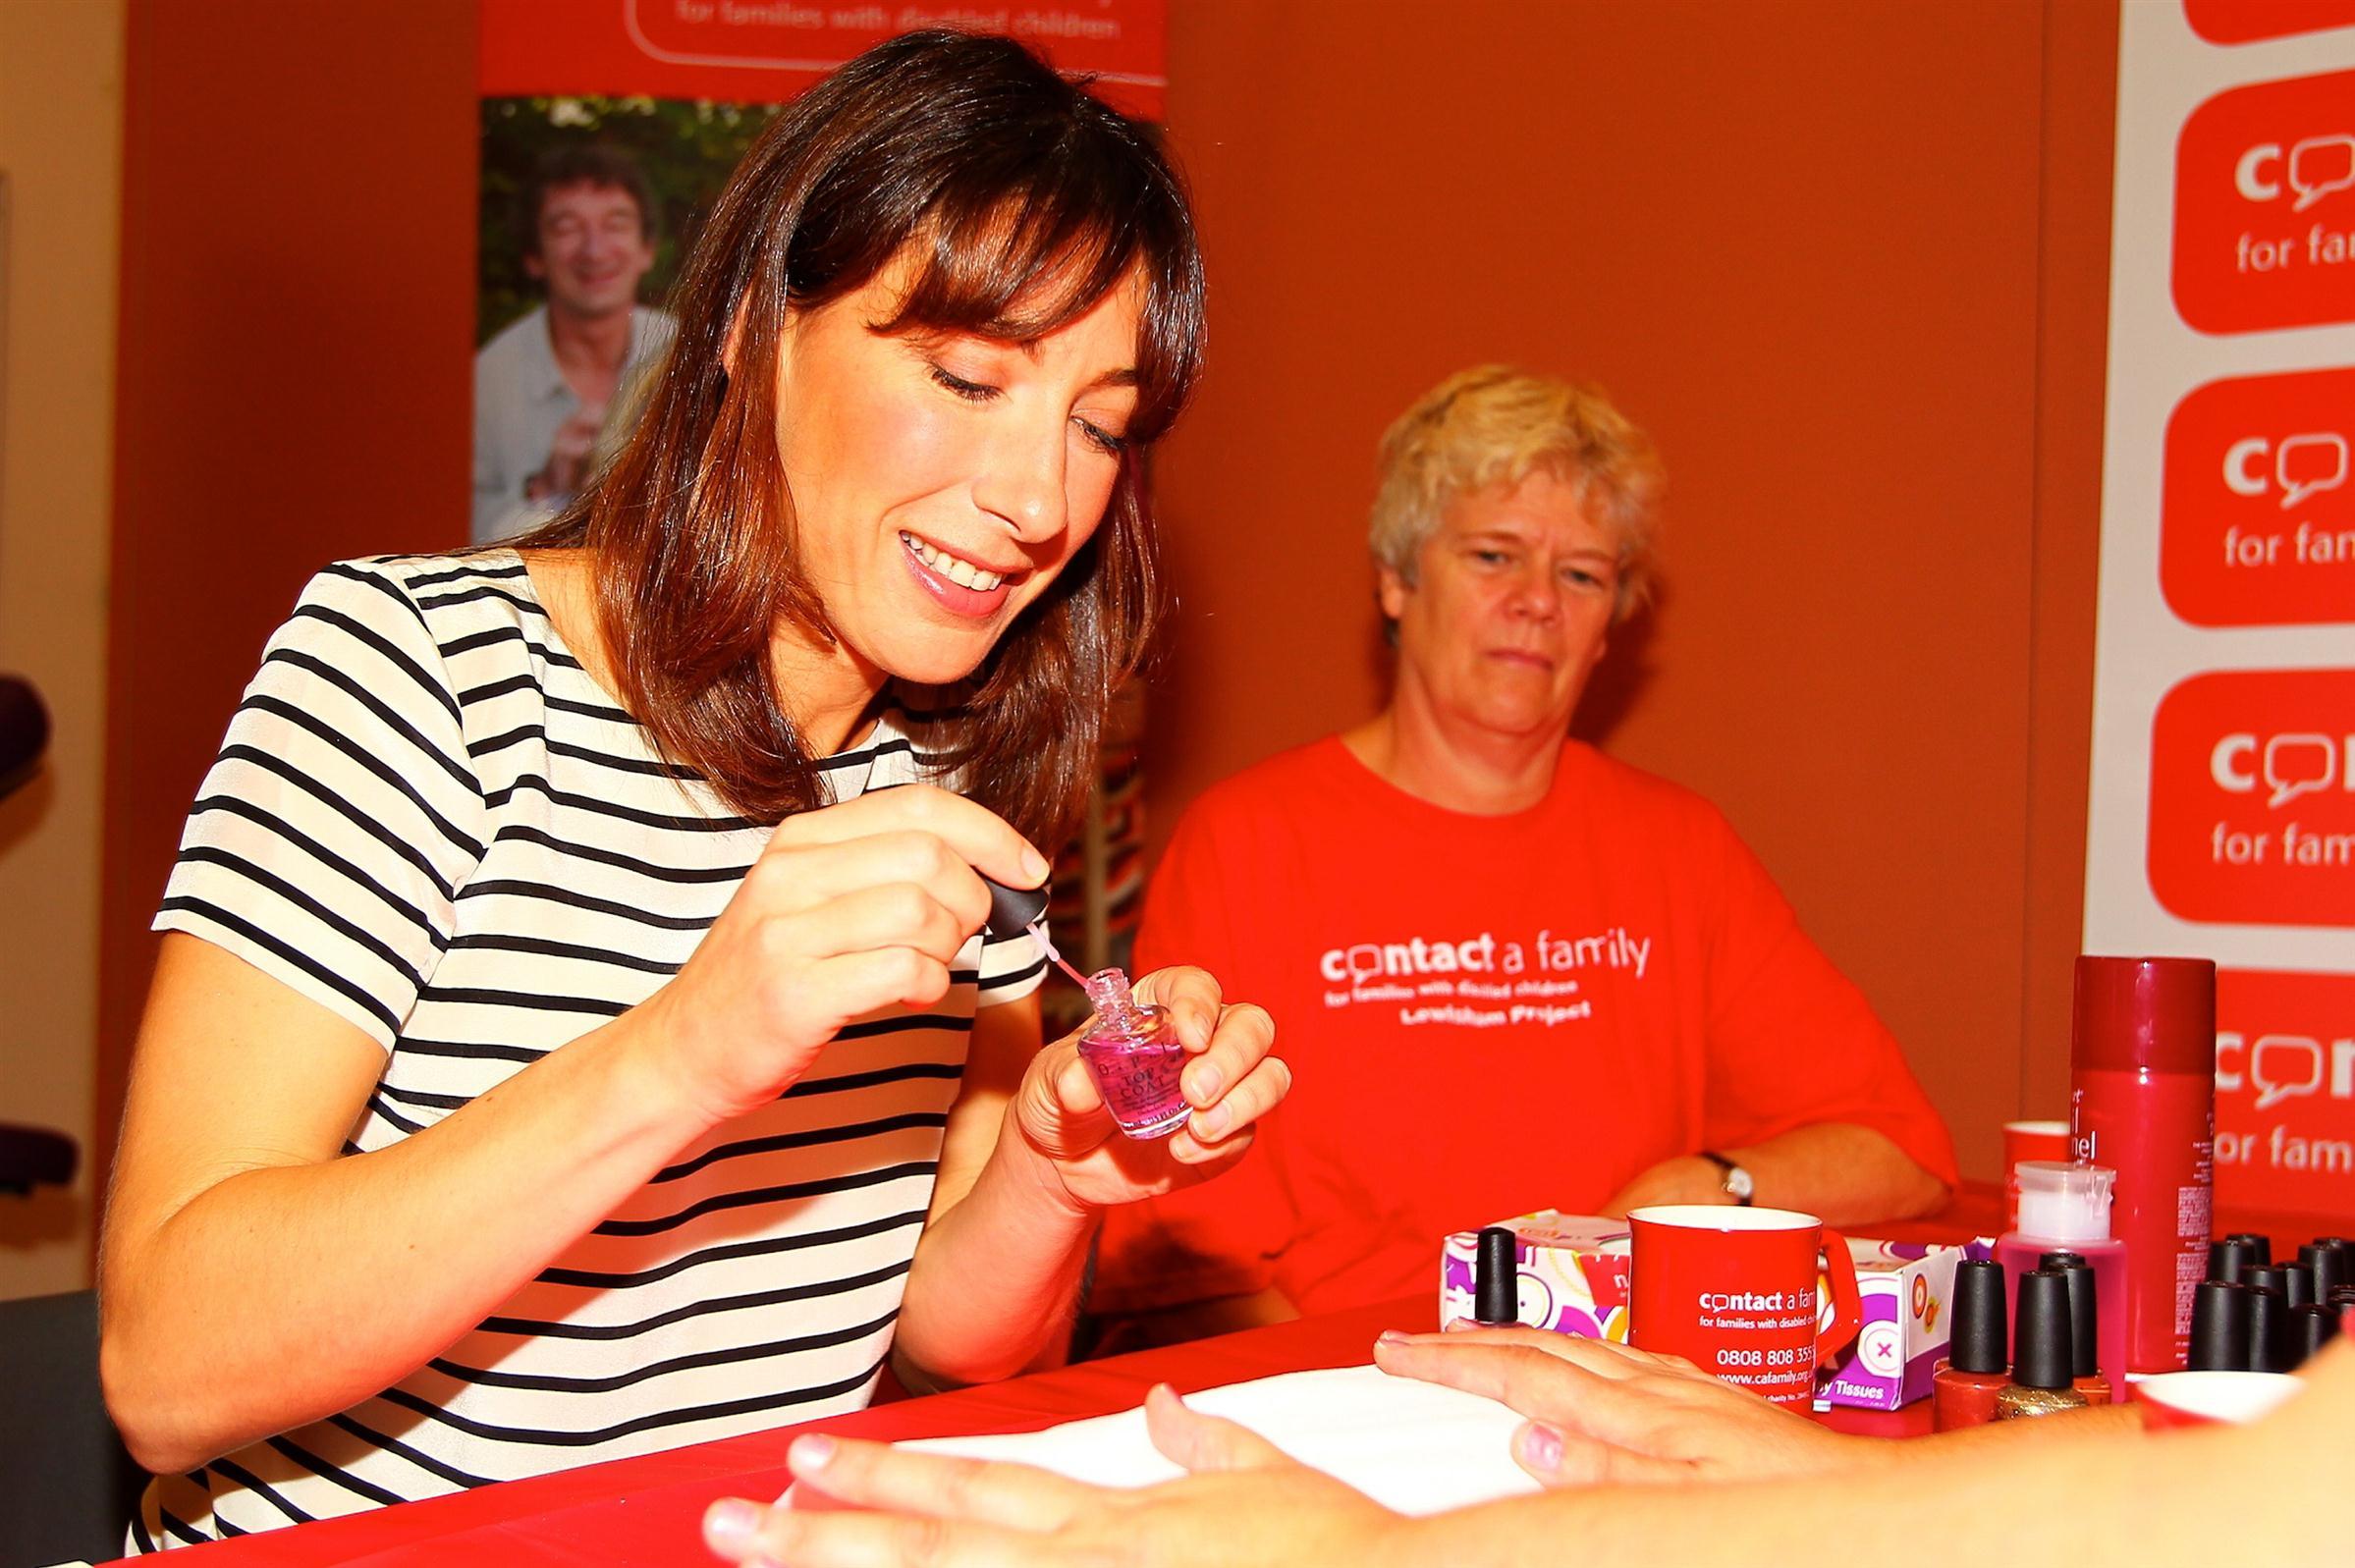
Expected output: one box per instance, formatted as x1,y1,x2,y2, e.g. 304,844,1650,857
894,1363,1540,1517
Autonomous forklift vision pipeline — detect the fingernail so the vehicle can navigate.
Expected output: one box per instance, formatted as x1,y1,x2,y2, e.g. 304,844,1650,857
705,1498,761,1550
1376,1329,1409,1345
1520,1423,1564,1471
1021,845,1051,884
788,1433,836,1474
1188,1062,1224,1104
1441,1316,1472,1332
1196,1102,1232,1138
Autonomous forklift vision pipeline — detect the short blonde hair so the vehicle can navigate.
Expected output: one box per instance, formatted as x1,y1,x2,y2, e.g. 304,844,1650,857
1369,365,1663,623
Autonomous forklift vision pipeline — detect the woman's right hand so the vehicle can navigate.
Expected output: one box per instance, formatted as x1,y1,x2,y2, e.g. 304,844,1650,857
644,783,1050,1123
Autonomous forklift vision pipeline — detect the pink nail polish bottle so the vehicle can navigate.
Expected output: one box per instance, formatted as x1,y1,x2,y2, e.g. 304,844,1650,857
1076,968,1190,1140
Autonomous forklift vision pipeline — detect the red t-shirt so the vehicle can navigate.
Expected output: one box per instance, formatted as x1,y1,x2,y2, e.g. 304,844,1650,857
1096,736,1957,1318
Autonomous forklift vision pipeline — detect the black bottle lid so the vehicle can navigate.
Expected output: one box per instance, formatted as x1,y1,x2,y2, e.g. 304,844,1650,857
1948,1258,2007,1374
2281,1264,2318,1309
2189,1279,2253,1371
2209,1236,2263,1284
2224,1232,2273,1269
1474,1226,1519,1325
2329,1286,2355,1310
979,876,1050,942
2247,1264,2292,1297
2248,1284,2297,1374
2046,1255,2101,1378
2302,1243,2352,1302
2011,1269,2075,1391
2292,1303,2340,1364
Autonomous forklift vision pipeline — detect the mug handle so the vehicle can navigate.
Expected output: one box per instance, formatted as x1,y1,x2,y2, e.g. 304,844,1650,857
1813,1227,1864,1369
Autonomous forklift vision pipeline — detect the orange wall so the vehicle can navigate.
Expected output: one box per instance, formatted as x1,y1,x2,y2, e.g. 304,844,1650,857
97,0,477,1199
1147,0,2117,1177
96,2,2115,1190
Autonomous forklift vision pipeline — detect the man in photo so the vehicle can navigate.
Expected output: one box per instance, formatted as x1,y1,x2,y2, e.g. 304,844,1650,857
472,144,676,544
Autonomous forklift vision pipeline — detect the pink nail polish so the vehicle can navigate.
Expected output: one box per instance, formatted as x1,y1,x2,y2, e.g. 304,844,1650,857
789,1433,836,1472
1075,968,1189,1139
1521,1423,1563,1470
705,1497,760,1548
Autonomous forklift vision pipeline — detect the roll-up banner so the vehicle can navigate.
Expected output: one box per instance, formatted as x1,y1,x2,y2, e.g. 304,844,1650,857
2088,3,2355,1220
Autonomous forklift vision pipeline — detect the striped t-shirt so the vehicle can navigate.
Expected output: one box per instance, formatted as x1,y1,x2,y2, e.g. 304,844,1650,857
137,551,1043,1548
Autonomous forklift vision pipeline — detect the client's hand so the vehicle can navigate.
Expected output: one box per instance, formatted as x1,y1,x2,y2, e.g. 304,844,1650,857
701,1384,1406,1568
1372,1327,1884,1487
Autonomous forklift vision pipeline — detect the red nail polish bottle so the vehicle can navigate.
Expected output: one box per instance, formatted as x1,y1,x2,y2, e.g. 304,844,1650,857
1933,1259,2009,1431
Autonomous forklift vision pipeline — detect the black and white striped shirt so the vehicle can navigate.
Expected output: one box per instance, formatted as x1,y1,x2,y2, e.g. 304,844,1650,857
136,552,1042,1548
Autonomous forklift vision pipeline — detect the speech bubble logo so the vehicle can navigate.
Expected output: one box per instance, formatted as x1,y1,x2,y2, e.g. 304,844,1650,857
2250,1033,2325,1110
2262,732,2337,808
2276,432,2350,510
2289,134,2355,212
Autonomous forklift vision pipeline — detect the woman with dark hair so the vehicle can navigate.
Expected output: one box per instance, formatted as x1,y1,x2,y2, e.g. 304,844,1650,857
98,31,1284,1548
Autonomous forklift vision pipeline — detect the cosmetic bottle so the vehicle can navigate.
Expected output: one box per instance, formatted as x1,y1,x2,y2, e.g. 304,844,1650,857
2040,1252,2112,1405
2247,1285,2296,1374
1473,1226,1522,1327
1995,1162,2127,1393
2189,1278,2253,1371
1995,1270,2090,1421
2300,1242,2350,1301
1933,1259,2010,1431
2222,1232,2273,1269
2291,1304,2338,1366
2069,956,2216,1374
2208,1236,2263,1284
1073,969,1190,1139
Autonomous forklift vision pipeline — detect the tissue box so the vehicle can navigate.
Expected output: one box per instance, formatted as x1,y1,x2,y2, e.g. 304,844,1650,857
1438,1212,1632,1340
1811,1238,1984,1412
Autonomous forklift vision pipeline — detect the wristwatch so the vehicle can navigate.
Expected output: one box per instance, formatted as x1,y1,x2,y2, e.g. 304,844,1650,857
1699,1150,1755,1206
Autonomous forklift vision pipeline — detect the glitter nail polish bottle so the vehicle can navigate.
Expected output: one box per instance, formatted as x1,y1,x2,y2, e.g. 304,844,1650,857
1075,968,1190,1140
1995,1269,2091,1421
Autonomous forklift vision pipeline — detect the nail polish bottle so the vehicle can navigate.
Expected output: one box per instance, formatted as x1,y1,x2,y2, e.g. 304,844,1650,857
2290,1303,2339,1366
1996,1270,2090,1421
2041,1252,2112,1405
2222,1232,2273,1270
2300,1242,2350,1302
2208,1235,2263,1284
1934,1259,2010,1431
2189,1278,2254,1371
1073,968,1190,1140
1474,1226,1522,1327
2246,1284,2296,1374
1997,1162,2127,1392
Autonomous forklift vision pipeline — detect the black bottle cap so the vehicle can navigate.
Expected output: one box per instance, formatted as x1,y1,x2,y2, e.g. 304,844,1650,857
2248,1284,2297,1374
2329,1286,2355,1310
2047,1255,2101,1378
2247,1264,2291,1297
2224,1233,2273,1269
2209,1236,2263,1284
2281,1263,2318,1309
979,876,1050,942
2292,1303,2339,1364
2302,1244,2352,1301
2040,1250,2087,1271
1474,1226,1519,1325
1949,1258,2007,1374
2189,1279,2253,1372
2011,1269,2075,1391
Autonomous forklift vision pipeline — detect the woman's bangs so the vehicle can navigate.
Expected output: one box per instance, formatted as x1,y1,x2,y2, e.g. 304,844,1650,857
880,182,1199,438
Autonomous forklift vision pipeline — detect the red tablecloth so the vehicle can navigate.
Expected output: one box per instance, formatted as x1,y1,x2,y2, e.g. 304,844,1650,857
113,1183,2313,1566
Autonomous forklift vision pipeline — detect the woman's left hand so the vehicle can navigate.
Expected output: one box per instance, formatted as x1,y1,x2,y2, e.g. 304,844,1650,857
1012,965,1288,1211
702,1384,1406,1568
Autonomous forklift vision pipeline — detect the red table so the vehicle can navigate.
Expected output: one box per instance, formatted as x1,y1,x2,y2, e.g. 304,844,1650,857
107,1184,2320,1565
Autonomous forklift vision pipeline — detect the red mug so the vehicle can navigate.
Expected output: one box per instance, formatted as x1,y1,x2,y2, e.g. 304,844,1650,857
2000,1119,2071,1231
1627,1204,1863,1408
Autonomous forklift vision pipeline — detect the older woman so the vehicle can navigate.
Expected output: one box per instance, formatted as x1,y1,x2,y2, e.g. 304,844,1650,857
1094,365,1951,1332
98,31,1286,1547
